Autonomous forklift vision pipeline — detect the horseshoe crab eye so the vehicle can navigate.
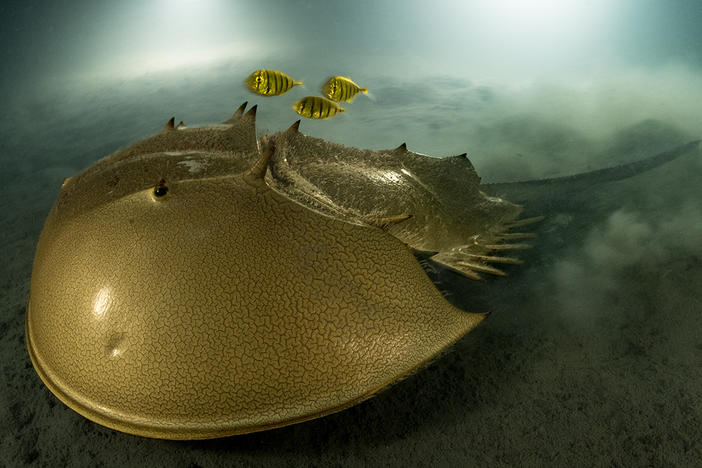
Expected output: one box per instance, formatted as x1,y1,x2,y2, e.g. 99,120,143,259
152,179,168,198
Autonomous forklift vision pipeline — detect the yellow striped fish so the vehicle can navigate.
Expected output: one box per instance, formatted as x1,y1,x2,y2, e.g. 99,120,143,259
322,76,368,103
245,69,303,96
293,96,345,119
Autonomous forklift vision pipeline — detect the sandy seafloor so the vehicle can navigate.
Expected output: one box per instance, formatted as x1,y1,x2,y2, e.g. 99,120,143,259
2,63,702,467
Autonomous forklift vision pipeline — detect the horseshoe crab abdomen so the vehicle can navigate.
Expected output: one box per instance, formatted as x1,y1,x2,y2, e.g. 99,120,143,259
262,126,530,279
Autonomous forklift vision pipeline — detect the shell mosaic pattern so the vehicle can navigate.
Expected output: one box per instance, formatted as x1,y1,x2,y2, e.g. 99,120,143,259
26,101,697,439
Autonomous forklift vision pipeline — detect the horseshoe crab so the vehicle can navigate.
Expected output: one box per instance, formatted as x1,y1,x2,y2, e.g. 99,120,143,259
26,102,699,439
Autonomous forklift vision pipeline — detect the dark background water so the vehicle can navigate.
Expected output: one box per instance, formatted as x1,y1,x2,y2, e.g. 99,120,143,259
2,1,702,466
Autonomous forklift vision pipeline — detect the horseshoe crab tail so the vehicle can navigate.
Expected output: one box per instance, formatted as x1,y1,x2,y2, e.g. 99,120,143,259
484,140,701,204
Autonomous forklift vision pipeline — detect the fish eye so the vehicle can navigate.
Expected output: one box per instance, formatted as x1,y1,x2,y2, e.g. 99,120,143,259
256,76,262,83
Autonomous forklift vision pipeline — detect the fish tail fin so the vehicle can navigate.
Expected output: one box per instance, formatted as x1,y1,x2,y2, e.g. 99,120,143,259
293,80,304,87
338,107,346,113
360,87,368,94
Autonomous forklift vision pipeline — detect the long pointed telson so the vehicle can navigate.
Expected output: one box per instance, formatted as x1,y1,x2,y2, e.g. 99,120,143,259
483,140,701,205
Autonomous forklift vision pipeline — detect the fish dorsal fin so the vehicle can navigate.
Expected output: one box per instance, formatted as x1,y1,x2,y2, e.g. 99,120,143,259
395,142,408,152
223,101,248,124
176,121,186,129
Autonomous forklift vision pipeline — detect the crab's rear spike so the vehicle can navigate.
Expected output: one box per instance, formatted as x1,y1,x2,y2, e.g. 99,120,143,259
505,216,545,229
496,232,536,240
466,254,523,265
461,269,483,281
484,243,532,251
457,261,506,276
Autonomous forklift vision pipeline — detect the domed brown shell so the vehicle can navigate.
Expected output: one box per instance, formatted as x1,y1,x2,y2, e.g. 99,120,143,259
26,103,499,439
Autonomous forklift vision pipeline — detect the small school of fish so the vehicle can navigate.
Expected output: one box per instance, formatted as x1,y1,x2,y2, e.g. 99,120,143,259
244,69,368,120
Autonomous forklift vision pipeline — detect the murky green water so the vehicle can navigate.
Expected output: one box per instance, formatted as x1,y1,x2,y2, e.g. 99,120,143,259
2,1,702,465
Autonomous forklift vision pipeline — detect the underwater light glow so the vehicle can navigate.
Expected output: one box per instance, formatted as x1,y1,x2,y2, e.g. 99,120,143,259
478,0,609,50
79,0,270,77
475,0,605,32
400,0,620,81
119,41,257,74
